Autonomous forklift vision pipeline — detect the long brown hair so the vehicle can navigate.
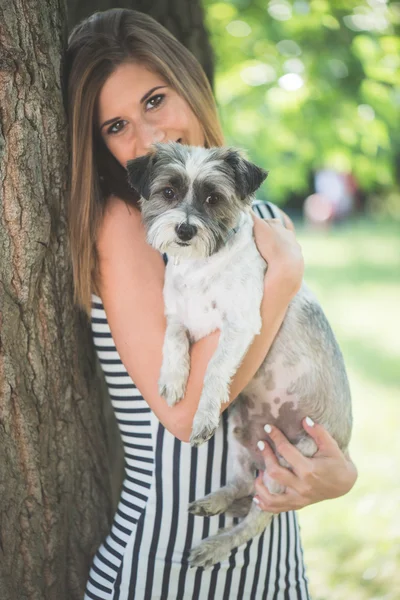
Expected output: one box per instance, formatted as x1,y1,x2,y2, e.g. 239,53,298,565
64,8,224,313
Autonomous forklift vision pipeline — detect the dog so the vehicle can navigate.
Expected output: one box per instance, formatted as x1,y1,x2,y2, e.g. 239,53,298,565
127,142,352,569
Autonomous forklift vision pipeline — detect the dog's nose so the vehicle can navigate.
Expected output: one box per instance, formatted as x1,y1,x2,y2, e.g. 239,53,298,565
176,223,197,242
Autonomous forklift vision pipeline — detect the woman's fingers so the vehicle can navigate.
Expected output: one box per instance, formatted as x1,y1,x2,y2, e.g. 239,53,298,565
256,432,316,498
253,474,304,513
259,425,310,476
256,440,298,489
257,422,332,497
302,417,342,458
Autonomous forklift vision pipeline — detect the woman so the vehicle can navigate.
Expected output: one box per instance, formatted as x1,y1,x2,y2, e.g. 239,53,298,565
65,8,357,599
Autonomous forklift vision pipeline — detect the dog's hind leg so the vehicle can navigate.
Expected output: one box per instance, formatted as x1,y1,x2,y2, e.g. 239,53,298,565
189,502,273,569
188,478,254,517
189,433,255,517
225,495,253,517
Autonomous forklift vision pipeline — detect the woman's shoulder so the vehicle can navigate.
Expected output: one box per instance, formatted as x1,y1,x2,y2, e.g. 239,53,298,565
103,194,142,226
96,194,164,285
97,195,144,251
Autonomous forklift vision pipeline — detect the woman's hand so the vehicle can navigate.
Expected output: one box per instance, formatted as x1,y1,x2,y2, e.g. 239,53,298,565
253,418,358,512
252,214,304,301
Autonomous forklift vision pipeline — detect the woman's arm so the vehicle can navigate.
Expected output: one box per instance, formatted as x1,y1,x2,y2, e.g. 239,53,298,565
249,207,357,504
97,197,303,443
249,208,358,504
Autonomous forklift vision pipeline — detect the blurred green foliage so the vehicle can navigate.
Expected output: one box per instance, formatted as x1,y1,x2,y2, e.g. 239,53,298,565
204,0,400,210
297,218,400,599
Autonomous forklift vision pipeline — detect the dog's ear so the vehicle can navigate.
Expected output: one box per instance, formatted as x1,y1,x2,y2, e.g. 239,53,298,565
224,149,268,201
126,153,156,200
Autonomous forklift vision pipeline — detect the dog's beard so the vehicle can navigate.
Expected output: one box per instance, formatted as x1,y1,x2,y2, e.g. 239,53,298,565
145,211,221,259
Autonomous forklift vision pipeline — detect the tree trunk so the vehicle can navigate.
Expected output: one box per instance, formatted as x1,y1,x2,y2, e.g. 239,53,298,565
0,1,214,598
67,0,215,87
0,2,116,599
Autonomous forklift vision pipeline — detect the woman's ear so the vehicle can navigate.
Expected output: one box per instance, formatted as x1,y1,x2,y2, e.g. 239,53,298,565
224,149,268,201
126,154,156,200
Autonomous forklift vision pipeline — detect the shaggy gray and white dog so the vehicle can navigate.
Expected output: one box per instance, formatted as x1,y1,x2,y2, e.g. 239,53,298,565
127,142,352,569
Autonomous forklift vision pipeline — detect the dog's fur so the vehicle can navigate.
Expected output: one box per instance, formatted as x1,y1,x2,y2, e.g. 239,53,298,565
127,142,352,569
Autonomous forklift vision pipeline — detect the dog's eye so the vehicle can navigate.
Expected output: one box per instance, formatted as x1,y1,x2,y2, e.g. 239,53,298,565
163,188,176,200
205,193,220,205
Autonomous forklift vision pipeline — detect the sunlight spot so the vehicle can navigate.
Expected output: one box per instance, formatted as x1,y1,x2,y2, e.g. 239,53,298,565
241,63,276,85
358,104,375,121
328,59,349,78
322,14,340,29
278,73,304,91
283,58,305,74
344,8,389,32
293,0,310,15
226,20,252,37
268,0,292,21
276,39,302,56
208,2,237,21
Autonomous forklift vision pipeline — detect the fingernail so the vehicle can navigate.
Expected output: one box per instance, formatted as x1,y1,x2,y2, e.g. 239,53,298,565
305,416,314,427
252,496,260,505
257,440,265,451
264,424,272,434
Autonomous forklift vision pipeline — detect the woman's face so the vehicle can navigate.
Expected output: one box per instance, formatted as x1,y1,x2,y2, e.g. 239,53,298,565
97,62,205,166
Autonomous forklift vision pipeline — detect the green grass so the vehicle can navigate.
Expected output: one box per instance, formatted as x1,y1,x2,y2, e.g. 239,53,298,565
296,218,400,600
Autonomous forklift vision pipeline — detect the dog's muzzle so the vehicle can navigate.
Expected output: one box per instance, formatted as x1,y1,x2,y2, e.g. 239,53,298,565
175,222,198,243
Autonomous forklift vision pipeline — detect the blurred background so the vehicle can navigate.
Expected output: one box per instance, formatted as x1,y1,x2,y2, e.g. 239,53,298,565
203,1,400,598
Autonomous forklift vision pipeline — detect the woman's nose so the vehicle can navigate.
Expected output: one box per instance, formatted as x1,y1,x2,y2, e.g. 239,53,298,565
135,122,165,157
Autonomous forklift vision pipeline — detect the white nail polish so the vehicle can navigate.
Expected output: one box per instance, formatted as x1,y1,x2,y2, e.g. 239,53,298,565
257,440,265,451
305,416,315,427
252,497,260,505
264,424,272,434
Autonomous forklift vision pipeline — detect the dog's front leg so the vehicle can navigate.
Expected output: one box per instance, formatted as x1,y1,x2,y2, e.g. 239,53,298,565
158,315,190,406
190,322,259,445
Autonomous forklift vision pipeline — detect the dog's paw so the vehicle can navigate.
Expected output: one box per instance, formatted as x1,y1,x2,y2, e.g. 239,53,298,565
158,374,187,407
188,499,213,517
188,498,222,517
190,410,220,446
189,537,231,569
188,489,236,517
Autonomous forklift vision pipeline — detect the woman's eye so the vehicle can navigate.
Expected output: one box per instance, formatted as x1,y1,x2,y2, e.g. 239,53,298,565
163,187,176,200
206,193,220,205
107,120,126,135
146,94,165,110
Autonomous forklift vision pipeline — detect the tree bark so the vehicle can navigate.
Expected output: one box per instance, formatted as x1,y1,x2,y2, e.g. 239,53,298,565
67,0,215,88
0,2,116,599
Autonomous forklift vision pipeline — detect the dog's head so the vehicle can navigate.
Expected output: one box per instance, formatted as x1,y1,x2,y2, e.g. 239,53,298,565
126,142,268,258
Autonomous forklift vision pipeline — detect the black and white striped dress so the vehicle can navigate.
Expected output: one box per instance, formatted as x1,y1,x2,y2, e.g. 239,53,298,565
85,201,310,600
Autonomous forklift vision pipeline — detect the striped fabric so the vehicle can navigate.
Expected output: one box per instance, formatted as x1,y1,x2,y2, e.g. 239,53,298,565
85,201,310,600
